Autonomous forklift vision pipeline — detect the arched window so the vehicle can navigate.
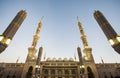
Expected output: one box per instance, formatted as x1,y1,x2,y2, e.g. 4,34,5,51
58,70,62,74
44,76,48,78
109,72,113,78
65,70,69,74
7,71,11,78
72,76,76,78
65,76,69,78
44,69,48,74
28,66,33,72
104,74,107,78
51,69,55,74
0,74,3,78
12,74,16,78
115,67,120,75
103,72,108,78
12,72,16,78
7,75,10,78
51,76,55,78
87,66,95,78
110,75,113,78
26,66,33,78
72,70,76,74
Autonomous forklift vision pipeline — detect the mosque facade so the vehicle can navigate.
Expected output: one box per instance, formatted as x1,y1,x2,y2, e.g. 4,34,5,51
0,10,120,78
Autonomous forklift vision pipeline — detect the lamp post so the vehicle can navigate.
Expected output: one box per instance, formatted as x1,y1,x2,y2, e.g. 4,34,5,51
35,65,41,78
80,65,85,78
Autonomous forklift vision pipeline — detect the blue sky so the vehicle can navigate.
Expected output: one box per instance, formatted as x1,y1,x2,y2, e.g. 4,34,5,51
0,0,120,63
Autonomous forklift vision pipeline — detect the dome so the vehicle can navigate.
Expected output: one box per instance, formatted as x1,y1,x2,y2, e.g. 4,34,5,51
46,58,51,61
69,58,74,61
58,58,62,61
63,58,68,61
52,58,57,61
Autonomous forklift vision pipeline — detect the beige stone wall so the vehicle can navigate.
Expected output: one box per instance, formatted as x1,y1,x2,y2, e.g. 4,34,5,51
96,63,120,78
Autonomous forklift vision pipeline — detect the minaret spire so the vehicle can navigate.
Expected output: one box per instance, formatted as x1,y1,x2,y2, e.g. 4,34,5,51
27,17,43,60
21,17,43,78
74,53,76,61
44,52,46,61
31,16,44,48
77,17,89,48
100,57,104,64
16,57,20,63
77,17,99,78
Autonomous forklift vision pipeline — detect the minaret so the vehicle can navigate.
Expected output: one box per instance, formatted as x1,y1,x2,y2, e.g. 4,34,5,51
35,47,43,78
77,17,93,60
77,17,99,78
21,17,43,78
36,47,43,65
100,57,104,64
43,52,46,61
16,57,20,63
0,10,27,53
77,46,83,64
74,53,77,61
94,10,120,54
77,17,89,48
26,17,43,61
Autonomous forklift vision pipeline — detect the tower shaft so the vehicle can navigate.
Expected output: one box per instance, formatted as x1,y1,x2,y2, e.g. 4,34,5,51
3,10,27,38
0,10,27,53
94,10,117,39
31,20,42,48
77,47,83,64
27,19,43,61
94,10,120,54
36,47,43,65
77,18,89,48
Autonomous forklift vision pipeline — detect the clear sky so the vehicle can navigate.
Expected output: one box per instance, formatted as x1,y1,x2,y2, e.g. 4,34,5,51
0,0,120,63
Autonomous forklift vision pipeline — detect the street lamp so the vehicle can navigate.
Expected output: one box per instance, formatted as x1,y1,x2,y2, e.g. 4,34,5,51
80,65,85,78
35,65,40,78
0,35,12,53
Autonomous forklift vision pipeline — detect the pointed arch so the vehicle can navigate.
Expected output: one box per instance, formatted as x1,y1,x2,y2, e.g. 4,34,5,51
7,71,11,78
87,66,95,78
44,69,48,74
12,71,16,78
51,69,55,74
6,75,10,78
65,70,69,74
72,69,76,74
58,70,62,74
26,66,33,78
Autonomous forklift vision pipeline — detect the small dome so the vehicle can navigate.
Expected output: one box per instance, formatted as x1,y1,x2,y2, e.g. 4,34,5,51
63,58,68,61
53,58,56,61
69,58,74,61
47,58,51,61
58,58,62,61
